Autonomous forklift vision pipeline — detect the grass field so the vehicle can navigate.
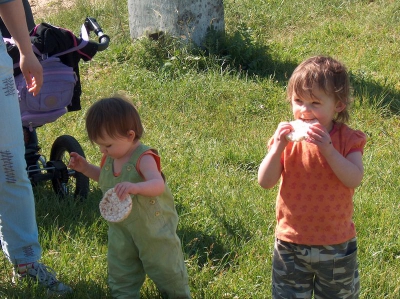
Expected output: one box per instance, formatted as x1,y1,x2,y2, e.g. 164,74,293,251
0,0,399,298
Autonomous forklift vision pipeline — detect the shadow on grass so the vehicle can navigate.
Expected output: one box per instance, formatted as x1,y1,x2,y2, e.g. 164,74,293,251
350,72,400,115
203,25,298,82
28,186,235,298
0,255,110,298
204,28,400,115
32,184,249,277
176,197,253,272
180,226,234,270
33,185,104,225
0,282,110,299
33,183,237,269
0,190,159,299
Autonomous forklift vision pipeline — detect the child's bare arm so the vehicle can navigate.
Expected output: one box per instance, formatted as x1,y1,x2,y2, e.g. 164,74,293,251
258,122,291,189
258,148,284,189
114,154,165,199
322,150,363,188
308,124,364,188
68,152,101,182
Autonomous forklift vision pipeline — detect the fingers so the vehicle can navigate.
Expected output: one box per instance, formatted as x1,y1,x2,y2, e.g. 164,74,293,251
69,152,81,159
68,152,81,169
307,126,332,146
273,122,291,141
114,184,127,200
67,157,76,168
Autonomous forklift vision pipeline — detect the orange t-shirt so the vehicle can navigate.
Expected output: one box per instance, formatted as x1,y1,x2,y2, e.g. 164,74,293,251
272,122,367,245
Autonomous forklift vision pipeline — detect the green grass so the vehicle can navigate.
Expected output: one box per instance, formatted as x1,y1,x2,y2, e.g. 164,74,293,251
1,0,399,297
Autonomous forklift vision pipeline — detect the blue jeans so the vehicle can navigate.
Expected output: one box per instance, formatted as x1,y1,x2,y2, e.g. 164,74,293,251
0,33,41,265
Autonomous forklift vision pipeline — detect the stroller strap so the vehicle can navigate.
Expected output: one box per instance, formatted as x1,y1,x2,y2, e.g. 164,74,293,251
32,23,90,60
4,22,91,67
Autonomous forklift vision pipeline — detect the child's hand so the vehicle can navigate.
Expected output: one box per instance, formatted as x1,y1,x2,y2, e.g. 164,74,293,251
307,123,334,155
114,182,138,200
68,152,88,173
271,122,292,148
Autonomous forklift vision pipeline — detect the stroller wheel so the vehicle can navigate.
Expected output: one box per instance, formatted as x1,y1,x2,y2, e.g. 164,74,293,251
50,135,89,199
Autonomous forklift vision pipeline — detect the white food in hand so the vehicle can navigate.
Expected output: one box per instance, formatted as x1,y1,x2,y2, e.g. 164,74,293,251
286,119,318,142
99,188,132,222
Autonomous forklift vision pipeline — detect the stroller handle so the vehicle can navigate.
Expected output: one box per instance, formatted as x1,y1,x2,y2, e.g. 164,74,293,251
84,17,110,51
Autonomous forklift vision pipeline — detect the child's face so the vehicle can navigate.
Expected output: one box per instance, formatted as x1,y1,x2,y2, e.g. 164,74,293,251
94,130,135,160
290,86,345,131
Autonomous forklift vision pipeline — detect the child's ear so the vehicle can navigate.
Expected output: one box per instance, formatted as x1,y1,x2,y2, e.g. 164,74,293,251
335,101,346,113
127,130,136,141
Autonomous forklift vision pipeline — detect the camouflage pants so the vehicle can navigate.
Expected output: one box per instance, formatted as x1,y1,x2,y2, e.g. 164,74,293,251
272,238,360,299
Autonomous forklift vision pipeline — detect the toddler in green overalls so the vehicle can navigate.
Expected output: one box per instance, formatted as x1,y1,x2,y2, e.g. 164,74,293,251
69,96,191,299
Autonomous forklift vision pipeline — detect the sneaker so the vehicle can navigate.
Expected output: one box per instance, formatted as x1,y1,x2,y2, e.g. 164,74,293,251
14,262,72,295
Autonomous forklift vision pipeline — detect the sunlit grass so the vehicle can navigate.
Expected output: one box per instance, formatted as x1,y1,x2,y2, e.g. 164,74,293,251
1,0,399,297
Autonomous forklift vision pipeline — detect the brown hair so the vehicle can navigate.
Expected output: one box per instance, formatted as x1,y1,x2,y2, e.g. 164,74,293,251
287,56,352,123
85,96,144,142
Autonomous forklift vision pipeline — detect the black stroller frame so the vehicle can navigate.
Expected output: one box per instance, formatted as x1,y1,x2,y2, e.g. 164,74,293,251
12,17,110,199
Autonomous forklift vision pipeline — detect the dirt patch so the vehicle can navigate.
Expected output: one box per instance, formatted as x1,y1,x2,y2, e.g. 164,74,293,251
29,0,73,20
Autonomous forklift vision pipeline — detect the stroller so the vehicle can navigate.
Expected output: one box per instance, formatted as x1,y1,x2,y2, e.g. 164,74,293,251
5,17,110,199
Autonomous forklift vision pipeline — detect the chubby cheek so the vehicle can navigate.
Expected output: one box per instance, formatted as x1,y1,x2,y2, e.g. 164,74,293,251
292,105,302,117
99,146,107,154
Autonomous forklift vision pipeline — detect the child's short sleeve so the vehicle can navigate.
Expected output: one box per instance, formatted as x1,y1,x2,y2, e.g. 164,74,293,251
135,150,163,181
100,154,107,168
346,129,367,156
137,150,161,173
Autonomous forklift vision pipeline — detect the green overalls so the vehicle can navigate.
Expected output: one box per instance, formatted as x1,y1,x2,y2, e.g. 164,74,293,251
99,143,191,299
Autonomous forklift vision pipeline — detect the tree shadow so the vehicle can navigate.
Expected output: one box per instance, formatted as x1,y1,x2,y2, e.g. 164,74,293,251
175,201,238,271
32,186,237,272
350,71,400,115
32,185,104,226
179,227,234,269
176,196,255,272
0,279,112,299
203,24,298,82
204,27,400,115
0,253,110,298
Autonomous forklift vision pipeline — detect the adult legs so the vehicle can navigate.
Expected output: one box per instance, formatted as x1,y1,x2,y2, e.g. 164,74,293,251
0,33,72,296
0,39,42,266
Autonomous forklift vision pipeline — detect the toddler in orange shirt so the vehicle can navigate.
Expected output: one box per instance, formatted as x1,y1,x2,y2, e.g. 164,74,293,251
258,56,366,299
